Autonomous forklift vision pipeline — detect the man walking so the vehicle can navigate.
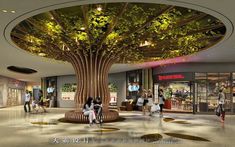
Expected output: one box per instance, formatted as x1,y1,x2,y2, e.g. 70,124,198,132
24,90,31,112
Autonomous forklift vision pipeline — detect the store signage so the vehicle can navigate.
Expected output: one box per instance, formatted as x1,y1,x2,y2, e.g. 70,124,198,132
155,72,193,82
158,74,185,81
61,92,75,100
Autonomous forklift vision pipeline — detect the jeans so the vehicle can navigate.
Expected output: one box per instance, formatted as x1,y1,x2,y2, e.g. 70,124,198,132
219,104,225,121
159,104,164,112
24,101,31,112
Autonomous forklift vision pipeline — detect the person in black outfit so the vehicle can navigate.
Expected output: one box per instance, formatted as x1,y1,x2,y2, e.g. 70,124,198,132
94,97,103,123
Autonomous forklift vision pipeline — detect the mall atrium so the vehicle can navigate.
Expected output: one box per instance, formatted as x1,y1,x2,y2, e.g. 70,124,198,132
0,0,235,147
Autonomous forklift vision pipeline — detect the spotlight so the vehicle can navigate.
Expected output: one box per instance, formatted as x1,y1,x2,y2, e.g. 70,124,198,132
97,6,102,11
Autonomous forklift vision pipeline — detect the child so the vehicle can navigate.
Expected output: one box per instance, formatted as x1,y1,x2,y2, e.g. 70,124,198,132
32,100,38,113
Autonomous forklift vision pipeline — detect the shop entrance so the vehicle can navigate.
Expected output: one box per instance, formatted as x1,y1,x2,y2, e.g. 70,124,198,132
155,81,193,112
195,73,233,113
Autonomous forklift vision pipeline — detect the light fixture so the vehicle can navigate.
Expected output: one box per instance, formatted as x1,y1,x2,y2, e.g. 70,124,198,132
140,41,151,47
97,6,102,11
2,10,7,13
80,27,85,30
11,10,16,13
38,53,46,56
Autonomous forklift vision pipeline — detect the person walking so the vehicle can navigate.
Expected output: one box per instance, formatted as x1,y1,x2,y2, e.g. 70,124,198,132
147,89,154,116
218,89,225,123
142,89,148,115
24,90,31,113
158,89,165,117
47,84,55,108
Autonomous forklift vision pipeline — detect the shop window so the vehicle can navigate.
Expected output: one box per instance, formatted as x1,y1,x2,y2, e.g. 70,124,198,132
196,72,232,113
195,73,207,80
126,70,142,100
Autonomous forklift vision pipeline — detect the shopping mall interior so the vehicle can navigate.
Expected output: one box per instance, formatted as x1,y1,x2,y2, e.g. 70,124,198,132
0,0,235,146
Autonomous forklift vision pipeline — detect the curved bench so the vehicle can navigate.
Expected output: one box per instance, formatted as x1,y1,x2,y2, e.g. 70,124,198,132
64,110,119,123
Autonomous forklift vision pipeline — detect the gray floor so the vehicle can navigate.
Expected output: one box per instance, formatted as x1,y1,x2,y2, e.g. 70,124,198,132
0,106,234,147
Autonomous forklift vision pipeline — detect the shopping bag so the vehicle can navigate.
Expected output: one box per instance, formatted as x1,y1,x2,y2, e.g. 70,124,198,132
151,104,160,112
215,105,220,117
136,98,144,106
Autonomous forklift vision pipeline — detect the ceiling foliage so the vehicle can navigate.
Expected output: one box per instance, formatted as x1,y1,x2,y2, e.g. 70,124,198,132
11,2,226,63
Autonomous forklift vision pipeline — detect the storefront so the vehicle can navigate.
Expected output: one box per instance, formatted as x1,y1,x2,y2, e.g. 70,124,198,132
41,77,57,107
153,71,235,114
195,73,233,113
126,70,142,100
154,73,194,113
0,75,26,107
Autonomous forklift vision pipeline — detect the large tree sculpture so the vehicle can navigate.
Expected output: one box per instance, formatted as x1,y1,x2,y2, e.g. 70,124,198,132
11,3,225,112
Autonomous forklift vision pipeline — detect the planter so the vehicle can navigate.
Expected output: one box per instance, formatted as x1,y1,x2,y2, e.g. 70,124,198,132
164,99,171,109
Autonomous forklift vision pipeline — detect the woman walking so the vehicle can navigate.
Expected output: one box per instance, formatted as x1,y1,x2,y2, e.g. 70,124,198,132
218,89,225,123
158,89,165,117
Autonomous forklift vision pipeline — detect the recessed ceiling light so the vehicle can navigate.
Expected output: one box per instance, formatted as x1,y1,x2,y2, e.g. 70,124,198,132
2,10,7,13
97,6,102,11
11,10,16,13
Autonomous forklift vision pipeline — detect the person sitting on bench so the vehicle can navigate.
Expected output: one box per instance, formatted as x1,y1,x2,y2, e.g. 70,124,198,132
83,97,97,126
94,97,103,123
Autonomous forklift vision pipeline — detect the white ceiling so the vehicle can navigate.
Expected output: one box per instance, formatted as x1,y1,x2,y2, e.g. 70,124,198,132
0,0,235,82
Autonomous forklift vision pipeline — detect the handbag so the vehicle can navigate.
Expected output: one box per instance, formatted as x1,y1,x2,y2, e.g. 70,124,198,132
136,98,144,106
151,104,160,112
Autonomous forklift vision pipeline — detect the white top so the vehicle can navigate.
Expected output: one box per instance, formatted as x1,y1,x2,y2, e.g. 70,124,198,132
218,92,225,104
83,103,94,112
25,93,31,102
47,87,54,93
159,95,165,104
147,98,153,106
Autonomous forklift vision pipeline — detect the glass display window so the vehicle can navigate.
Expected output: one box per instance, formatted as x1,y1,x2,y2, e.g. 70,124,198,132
196,72,232,113
126,70,142,100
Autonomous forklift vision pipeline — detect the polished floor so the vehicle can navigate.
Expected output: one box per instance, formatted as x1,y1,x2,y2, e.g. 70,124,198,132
0,106,234,147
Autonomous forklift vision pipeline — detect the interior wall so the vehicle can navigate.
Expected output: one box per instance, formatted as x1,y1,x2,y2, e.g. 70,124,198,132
108,72,126,107
57,75,76,108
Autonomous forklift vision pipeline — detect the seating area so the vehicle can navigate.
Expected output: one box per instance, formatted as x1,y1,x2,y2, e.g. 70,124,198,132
119,100,142,111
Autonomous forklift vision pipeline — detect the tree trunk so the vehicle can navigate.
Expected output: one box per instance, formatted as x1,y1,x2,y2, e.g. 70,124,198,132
67,52,114,112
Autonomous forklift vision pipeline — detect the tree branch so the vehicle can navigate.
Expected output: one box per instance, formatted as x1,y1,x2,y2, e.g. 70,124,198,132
97,3,128,50
120,5,175,41
81,5,93,43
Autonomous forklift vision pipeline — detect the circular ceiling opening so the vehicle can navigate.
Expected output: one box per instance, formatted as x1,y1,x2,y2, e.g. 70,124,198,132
7,66,37,74
11,2,226,63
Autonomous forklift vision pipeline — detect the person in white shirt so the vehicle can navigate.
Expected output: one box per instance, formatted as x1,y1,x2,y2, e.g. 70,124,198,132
24,90,31,112
158,89,165,117
47,84,55,107
218,89,225,123
83,97,97,126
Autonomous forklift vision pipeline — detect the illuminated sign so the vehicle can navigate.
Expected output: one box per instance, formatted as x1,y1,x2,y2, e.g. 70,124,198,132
154,72,193,82
158,74,185,81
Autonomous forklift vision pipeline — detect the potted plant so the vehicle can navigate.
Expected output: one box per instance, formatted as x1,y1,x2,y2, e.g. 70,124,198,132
164,88,172,109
